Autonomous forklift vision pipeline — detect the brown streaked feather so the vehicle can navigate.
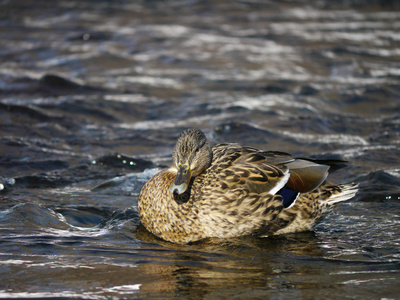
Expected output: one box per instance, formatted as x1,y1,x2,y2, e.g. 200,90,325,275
261,182,359,236
138,129,358,244
224,148,331,194
215,145,290,195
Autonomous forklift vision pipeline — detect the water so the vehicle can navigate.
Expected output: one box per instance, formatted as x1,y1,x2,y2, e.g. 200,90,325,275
1,0,400,298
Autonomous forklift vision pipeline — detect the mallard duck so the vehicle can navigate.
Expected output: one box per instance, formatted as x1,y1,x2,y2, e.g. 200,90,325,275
138,129,358,244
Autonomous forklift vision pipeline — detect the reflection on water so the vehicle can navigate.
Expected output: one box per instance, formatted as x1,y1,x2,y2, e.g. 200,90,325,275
1,0,400,298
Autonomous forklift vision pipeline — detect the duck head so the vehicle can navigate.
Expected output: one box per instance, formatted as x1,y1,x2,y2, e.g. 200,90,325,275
170,129,213,195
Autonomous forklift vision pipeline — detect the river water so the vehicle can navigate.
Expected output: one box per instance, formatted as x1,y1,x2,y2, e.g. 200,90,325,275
1,0,400,299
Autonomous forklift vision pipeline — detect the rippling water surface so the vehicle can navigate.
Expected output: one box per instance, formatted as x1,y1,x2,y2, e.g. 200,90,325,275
1,0,400,299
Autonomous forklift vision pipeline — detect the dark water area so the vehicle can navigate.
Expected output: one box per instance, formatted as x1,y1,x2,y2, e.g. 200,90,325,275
1,0,400,298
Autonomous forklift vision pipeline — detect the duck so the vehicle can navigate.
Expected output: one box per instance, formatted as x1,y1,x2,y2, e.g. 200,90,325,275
138,128,358,244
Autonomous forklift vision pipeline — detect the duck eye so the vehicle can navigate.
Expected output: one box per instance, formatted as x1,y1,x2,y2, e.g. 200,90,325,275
195,147,200,153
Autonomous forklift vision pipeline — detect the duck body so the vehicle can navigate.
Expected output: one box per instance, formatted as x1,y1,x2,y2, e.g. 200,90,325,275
138,129,358,244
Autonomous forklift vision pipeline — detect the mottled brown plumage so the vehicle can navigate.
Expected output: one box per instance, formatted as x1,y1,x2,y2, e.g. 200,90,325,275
138,129,358,244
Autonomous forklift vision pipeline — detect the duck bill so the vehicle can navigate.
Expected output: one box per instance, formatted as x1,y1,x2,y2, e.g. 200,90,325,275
170,162,192,195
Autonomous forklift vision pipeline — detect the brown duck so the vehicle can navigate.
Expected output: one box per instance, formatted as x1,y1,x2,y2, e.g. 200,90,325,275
138,129,358,244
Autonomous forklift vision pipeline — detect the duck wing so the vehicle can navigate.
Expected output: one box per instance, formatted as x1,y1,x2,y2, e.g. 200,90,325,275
212,145,290,195
259,151,345,193
213,146,340,195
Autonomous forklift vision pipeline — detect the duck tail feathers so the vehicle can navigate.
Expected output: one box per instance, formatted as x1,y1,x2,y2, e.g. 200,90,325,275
324,183,359,205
